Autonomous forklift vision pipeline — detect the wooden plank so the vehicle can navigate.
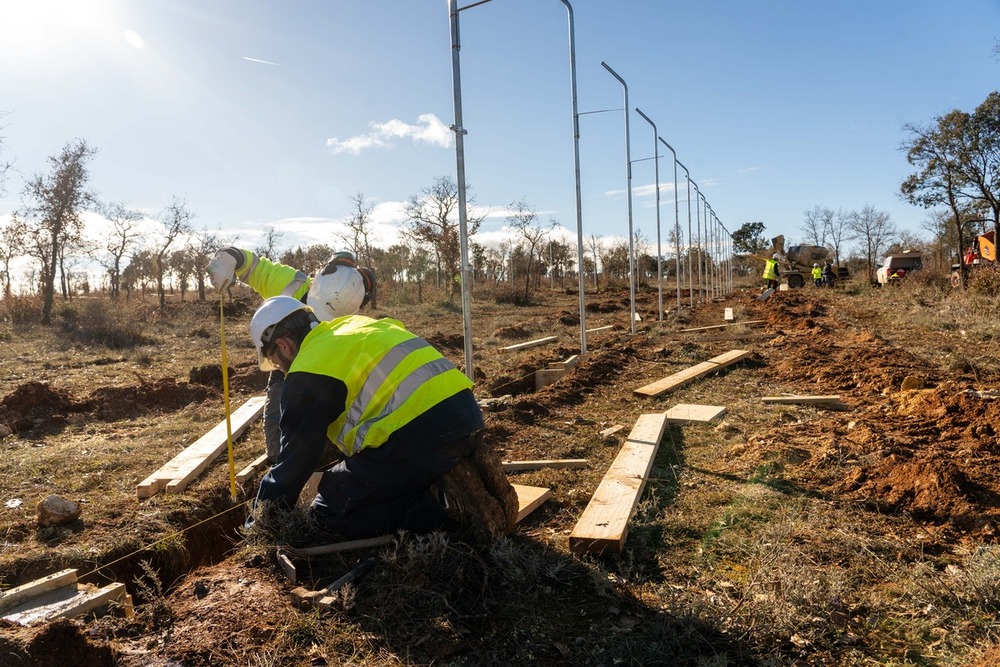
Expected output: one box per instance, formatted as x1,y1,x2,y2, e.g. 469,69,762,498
763,395,850,410
298,471,324,507
585,325,614,334
502,459,588,472
502,336,558,352
4,582,126,626
758,288,775,302
634,350,750,398
689,332,776,343
599,425,625,438
0,569,77,615
569,413,669,555
512,484,552,523
762,395,841,404
551,354,579,370
724,308,734,321
664,404,727,424
136,396,265,498
535,367,565,390
679,320,766,333
288,535,396,558
236,453,270,484
277,553,296,584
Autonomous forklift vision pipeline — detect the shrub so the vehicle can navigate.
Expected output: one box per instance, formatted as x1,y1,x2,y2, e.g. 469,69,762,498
0,294,44,325
490,285,533,306
967,263,1000,297
61,298,157,348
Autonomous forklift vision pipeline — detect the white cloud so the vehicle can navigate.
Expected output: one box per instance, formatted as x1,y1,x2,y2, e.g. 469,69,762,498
737,166,762,174
122,30,145,49
326,113,453,155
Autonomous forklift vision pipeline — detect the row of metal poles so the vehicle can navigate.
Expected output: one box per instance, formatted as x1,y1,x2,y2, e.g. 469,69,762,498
448,0,734,380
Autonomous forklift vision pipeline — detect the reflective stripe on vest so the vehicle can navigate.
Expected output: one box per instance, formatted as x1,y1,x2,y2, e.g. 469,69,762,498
288,316,473,456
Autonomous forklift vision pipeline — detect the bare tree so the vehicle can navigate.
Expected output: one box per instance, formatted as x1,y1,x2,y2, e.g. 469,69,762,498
152,197,194,309
191,228,229,302
253,225,285,261
169,248,197,301
341,192,377,265
828,208,851,268
19,139,97,323
846,205,896,281
403,176,485,300
505,199,554,302
0,218,25,295
801,206,834,247
586,234,603,289
95,201,143,298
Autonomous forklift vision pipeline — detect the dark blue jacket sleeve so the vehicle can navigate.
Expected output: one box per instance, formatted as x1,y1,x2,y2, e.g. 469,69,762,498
255,371,348,509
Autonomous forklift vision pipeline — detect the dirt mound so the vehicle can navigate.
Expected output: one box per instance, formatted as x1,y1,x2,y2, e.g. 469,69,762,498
0,382,81,431
491,324,531,340
0,618,116,667
84,379,213,419
424,332,464,351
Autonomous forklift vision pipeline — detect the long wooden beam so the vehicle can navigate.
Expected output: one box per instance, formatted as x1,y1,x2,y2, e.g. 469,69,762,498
502,336,558,352
569,413,668,555
502,459,588,472
137,396,266,499
0,569,77,614
634,350,750,398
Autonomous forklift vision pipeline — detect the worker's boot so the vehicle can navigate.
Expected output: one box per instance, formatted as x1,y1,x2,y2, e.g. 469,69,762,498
435,438,518,544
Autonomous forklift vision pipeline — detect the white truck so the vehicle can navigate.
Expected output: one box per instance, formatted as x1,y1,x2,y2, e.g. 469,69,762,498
875,252,922,285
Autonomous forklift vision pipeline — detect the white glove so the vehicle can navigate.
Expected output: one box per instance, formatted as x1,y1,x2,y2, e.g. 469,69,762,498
208,251,238,290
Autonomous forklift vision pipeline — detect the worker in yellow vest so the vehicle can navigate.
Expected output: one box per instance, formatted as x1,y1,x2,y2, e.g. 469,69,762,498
246,296,517,542
811,263,822,287
762,254,780,290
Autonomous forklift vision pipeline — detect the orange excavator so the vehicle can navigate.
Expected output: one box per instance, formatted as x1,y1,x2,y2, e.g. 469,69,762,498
952,230,997,287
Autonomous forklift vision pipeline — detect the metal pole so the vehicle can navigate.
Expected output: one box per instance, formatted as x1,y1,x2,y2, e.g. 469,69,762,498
560,0,587,355
677,159,693,307
601,62,636,334
448,0,477,380
690,180,702,302
658,137,681,310
635,108,662,321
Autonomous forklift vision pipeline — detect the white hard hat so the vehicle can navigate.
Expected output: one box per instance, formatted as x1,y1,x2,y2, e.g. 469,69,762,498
250,296,313,371
307,267,366,321
813,263,819,267
773,253,781,260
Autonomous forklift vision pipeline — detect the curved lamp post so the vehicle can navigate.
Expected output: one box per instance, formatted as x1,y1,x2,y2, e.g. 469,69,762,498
635,108,662,321
601,61,637,334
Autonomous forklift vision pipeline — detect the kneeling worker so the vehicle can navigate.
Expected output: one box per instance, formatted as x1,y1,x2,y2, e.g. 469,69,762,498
248,296,516,542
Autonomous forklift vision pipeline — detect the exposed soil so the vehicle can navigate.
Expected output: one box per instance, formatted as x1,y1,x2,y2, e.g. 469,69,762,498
1,284,999,665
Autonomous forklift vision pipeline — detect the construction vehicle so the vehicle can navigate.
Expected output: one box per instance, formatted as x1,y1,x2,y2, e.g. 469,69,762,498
951,230,996,287
769,236,848,288
876,251,923,286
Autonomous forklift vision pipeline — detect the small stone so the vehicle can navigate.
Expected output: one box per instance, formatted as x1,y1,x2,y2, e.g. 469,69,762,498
901,375,925,391
36,495,81,527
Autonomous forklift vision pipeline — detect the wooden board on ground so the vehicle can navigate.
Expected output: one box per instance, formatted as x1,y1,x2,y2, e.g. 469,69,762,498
664,404,727,424
724,308,734,321
679,320,766,333
551,355,579,370
535,367,566,390
763,395,850,410
236,453,269,484
569,413,669,555
502,336,558,352
758,288,775,302
634,350,750,398
137,396,266,499
2,578,127,626
586,325,614,334
512,483,552,523
599,424,625,438
502,459,588,472
689,332,776,343
0,569,77,614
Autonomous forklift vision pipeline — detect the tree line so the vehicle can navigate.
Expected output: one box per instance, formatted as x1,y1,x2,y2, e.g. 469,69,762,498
0,136,702,318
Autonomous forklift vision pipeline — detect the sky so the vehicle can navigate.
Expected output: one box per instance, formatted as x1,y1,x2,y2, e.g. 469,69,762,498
1,0,999,279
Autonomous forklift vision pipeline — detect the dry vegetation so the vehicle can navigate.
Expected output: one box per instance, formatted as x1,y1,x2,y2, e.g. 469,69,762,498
1,275,1000,666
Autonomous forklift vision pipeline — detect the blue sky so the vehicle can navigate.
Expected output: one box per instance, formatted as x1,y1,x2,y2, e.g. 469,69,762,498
1,0,998,268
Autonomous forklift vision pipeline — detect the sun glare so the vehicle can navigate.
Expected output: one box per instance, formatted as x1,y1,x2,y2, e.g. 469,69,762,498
0,0,118,51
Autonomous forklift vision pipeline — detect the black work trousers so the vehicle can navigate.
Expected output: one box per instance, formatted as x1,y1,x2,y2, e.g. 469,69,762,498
310,389,483,540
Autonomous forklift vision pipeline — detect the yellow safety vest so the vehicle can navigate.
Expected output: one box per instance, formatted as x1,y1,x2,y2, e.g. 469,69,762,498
235,249,310,300
762,259,778,280
288,315,474,456
811,266,822,280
